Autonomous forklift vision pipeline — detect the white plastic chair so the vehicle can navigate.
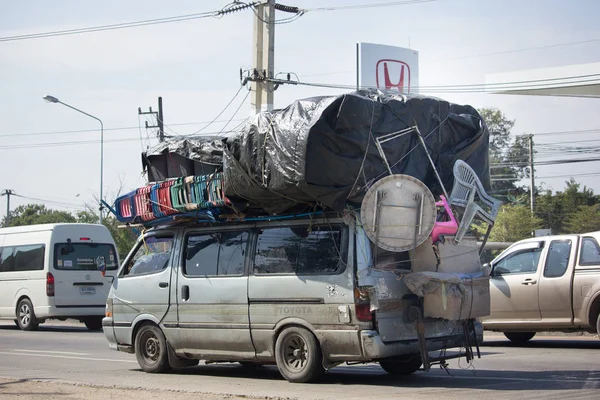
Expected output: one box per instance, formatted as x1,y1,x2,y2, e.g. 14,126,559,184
448,160,502,244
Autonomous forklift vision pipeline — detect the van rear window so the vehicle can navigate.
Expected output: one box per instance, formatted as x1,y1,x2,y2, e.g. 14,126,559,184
54,243,118,271
254,225,346,275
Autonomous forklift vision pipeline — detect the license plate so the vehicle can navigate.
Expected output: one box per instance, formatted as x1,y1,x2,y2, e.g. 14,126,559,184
79,287,96,295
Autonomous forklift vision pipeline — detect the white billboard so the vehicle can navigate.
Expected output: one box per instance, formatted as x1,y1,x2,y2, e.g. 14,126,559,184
357,42,419,93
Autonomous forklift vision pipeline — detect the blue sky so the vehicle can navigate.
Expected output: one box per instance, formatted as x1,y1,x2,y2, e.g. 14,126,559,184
1,0,599,219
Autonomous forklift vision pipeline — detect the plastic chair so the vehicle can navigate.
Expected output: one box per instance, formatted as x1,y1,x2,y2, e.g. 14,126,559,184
114,190,136,223
448,160,502,243
431,195,458,243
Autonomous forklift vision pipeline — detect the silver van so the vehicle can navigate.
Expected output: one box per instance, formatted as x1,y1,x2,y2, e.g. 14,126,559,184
102,215,480,382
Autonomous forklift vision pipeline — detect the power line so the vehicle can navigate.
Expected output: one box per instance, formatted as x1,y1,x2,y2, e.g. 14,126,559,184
0,118,247,138
188,85,246,135
12,194,87,210
0,2,258,43
306,0,436,12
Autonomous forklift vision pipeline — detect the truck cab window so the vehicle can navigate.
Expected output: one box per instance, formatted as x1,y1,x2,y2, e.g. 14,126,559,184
580,237,600,265
493,247,542,275
124,236,174,277
544,240,571,278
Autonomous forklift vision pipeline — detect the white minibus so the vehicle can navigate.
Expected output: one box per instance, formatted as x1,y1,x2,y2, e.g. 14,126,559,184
0,223,118,330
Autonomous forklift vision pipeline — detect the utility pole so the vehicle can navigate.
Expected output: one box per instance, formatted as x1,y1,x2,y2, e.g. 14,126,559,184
1,189,14,227
528,134,535,213
251,0,275,114
138,97,165,142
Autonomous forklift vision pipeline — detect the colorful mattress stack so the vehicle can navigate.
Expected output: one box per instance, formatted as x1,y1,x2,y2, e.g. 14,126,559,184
114,173,230,225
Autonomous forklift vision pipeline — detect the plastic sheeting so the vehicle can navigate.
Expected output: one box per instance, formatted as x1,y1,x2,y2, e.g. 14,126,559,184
142,90,490,215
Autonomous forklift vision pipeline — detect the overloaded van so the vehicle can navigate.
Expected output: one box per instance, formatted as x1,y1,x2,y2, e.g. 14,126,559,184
0,223,118,330
102,215,484,383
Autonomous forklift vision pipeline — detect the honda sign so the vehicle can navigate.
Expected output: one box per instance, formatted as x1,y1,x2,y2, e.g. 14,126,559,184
358,43,419,93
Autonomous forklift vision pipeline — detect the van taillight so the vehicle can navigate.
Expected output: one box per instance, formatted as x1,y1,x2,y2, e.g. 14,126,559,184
46,272,55,297
354,287,373,322
105,298,113,318
355,304,373,322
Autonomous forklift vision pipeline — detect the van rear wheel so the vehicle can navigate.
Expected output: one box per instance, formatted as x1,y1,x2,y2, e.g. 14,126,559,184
17,299,39,331
84,317,103,331
135,324,172,373
504,332,535,343
275,326,325,383
379,354,422,375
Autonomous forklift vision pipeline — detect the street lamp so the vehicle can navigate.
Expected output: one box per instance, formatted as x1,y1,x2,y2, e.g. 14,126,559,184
43,95,104,224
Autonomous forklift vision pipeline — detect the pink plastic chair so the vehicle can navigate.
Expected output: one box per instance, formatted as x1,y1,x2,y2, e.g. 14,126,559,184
431,195,458,243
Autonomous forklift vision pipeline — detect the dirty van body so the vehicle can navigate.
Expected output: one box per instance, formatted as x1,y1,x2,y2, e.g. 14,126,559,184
103,216,481,383
482,231,600,342
0,223,118,331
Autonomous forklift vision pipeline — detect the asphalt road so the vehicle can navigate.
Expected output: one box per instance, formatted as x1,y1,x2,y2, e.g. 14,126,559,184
0,320,598,400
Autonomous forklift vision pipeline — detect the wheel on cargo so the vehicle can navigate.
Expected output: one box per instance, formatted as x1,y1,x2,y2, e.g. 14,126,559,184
135,324,171,373
275,326,325,383
84,317,103,331
16,298,39,331
379,354,422,375
504,332,536,343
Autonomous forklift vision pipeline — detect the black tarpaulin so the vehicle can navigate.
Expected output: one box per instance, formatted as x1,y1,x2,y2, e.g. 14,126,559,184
142,90,490,215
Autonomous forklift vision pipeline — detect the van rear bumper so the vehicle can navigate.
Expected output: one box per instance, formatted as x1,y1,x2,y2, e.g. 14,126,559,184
34,305,106,319
360,330,467,359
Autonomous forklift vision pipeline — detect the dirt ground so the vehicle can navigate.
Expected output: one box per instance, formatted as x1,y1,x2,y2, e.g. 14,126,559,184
0,378,274,400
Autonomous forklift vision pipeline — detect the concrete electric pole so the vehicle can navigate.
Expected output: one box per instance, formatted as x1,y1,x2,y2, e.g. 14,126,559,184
1,189,14,227
138,97,165,142
529,134,535,213
251,0,275,114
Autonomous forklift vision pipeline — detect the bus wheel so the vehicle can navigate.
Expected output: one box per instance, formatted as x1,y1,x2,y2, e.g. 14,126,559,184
17,299,39,331
135,323,171,373
275,326,325,383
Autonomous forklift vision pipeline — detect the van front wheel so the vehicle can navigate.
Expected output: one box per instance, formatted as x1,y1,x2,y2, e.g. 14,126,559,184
275,326,325,383
17,299,39,331
135,324,171,373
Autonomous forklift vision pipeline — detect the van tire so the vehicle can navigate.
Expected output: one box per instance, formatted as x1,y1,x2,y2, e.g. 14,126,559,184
135,324,172,373
504,332,536,343
84,317,103,331
596,312,600,339
379,354,422,375
275,326,325,383
17,299,39,331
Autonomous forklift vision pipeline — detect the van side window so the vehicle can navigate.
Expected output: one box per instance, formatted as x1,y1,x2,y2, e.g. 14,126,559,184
0,246,15,272
184,231,248,276
254,225,345,275
123,236,174,277
580,237,600,265
0,245,45,272
544,240,571,278
493,247,542,275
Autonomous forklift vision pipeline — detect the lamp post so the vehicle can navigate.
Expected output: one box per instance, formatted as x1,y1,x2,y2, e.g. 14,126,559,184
43,95,104,224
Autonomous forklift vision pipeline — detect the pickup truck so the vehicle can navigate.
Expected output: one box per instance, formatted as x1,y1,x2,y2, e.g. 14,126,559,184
481,231,600,342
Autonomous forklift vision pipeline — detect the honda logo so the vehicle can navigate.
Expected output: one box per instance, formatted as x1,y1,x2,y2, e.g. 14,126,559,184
375,59,411,92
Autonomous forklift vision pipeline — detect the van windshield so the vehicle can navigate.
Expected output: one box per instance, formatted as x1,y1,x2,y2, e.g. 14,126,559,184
54,243,118,271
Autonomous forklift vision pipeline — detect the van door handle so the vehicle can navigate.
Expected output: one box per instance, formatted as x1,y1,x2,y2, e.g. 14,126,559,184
182,285,190,301
521,279,537,286
159,282,169,288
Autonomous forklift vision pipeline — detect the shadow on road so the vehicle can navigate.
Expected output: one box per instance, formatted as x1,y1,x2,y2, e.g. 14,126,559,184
0,323,101,334
482,339,600,350
140,362,600,391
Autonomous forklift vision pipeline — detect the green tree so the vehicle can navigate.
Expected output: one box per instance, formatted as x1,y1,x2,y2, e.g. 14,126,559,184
487,204,543,242
535,179,600,234
478,108,528,203
564,204,600,234
2,204,76,227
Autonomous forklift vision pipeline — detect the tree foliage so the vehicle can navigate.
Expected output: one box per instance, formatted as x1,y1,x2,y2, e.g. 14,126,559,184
487,204,543,243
